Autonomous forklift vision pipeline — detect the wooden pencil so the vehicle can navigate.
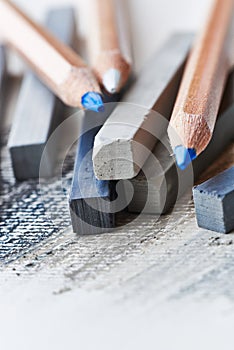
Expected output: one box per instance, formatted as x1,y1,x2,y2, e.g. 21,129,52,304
193,166,234,234
88,0,131,94
168,0,234,170
127,70,234,214
69,104,119,235
0,0,103,111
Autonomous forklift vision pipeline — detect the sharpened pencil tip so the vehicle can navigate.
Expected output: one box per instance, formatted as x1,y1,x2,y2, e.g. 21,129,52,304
103,69,121,94
81,92,104,112
174,146,197,170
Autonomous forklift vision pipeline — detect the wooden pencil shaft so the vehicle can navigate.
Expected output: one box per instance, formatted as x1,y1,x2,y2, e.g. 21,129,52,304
97,0,119,50
0,0,100,107
89,0,131,91
128,71,234,214
169,0,234,155
8,7,77,180
89,0,131,56
92,33,193,180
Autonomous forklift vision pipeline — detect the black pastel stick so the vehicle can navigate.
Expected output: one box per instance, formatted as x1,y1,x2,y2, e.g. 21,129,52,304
69,98,127,235
8,8,77,180
193,166,234,234
127,71,234,214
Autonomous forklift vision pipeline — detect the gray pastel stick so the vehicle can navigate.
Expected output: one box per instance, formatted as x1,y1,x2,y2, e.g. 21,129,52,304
8,8,77,180
127,71,234,214
93,33,193,180
193,166,234,234
0,46,7,117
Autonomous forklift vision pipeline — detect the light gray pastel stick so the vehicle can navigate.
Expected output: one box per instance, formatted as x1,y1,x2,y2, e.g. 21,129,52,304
93,33,193,180
127,71,234,214
8,8,77,180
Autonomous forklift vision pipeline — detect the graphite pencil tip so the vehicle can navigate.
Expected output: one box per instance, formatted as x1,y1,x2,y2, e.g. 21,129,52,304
81,92,104,112
174,146,197,170
103,68,121,94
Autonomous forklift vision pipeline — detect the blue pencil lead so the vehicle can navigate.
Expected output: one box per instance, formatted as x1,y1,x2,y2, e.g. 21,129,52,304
174,146,197,170
81,92,104,112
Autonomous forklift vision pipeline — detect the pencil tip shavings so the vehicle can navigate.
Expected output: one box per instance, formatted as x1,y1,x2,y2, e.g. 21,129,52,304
193,166,234,234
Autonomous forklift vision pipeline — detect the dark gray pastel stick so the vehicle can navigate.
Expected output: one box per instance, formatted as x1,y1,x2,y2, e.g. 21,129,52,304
69,96,128,235
0,46,7,118
8,8,77,180
127,71,234,215
93,33,193,180
193,166,234,234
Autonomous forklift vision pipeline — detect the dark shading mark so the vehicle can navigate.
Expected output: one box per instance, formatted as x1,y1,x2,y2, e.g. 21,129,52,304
0,129,75,264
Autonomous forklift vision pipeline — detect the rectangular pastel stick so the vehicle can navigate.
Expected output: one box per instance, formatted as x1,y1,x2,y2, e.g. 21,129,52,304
93,33,193,180
8,7,77,180
0,46,7,116
69,100,126,235
127,71,234,214
193,166,234,234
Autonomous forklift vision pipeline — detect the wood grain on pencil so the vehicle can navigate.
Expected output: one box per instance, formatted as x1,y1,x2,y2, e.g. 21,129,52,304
89,0,131,93
168,0,234,159
0,0,102,109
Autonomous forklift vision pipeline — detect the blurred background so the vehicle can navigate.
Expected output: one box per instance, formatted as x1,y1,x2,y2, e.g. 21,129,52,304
13,0,213,72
